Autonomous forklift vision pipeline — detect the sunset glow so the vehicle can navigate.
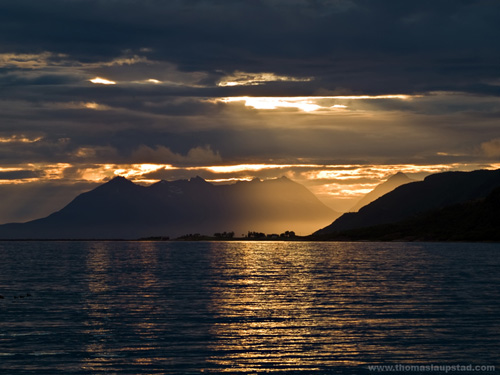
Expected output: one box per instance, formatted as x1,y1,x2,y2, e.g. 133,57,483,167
0,135,43,143
83,102,110,110
331,94,417,100
114,164,175,179
203,164,318,173
216,97,323,111
4,161,498,216
218,71,312,87
89,77,116,85
4,162,499,188
216,95,417,112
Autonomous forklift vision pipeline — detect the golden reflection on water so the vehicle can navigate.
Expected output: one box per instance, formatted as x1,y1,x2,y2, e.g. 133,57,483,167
71,241,500,373
205,242,363,371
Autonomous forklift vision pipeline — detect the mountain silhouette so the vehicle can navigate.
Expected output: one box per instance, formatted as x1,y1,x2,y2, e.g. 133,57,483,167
349,172,415,212
0,176,338,239
315,169,500,235
314,186,500,241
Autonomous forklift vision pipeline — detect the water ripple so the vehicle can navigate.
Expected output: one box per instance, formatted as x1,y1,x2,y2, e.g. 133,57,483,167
0,241,499,374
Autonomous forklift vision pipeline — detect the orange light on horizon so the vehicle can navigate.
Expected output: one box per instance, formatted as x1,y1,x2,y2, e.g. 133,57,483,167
203,163,319,173
1,162,499,203
114,164,176,179
206,177,254,184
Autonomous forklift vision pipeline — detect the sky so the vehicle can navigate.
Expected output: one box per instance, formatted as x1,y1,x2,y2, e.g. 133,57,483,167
1,0,500,223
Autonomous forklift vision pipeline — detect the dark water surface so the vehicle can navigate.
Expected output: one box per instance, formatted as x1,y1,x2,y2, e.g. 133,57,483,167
1,241,499,374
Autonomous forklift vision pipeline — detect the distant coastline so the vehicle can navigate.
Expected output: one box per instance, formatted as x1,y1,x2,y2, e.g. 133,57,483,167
1,235,498,243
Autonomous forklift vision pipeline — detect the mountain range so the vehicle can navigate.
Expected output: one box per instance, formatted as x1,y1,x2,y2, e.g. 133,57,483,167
0,176,338,239
1,169,498,241
314,169,500,241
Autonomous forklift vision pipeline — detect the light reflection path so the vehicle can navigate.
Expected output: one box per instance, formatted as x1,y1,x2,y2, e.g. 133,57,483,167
205,242,361,371
0,241,499,374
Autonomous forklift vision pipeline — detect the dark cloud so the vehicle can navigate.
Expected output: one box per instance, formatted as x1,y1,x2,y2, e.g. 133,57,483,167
0,93,499,167
1,0,499,95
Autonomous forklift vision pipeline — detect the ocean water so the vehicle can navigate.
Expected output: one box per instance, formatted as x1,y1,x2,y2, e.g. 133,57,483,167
0,241,499,374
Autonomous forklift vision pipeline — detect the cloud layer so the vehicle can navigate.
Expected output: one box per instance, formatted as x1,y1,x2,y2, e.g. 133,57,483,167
1,0,500,222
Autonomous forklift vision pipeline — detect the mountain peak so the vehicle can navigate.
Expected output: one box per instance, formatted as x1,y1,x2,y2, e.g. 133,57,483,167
95,176,138,193
387,172,411,182
107,176,134,185
348,172,415,212
189,176,210,184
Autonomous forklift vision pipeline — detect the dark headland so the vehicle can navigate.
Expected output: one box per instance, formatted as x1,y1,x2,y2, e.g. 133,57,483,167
312,169,500,242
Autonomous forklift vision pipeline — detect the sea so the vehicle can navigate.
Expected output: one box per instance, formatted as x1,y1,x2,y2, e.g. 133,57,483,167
0,241,499,375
